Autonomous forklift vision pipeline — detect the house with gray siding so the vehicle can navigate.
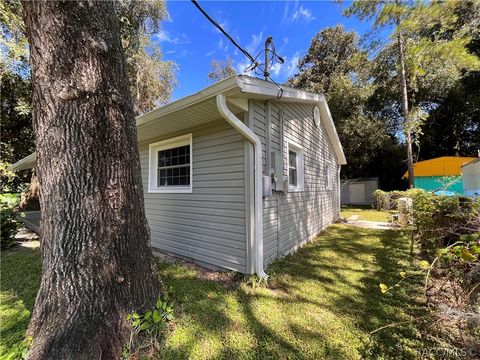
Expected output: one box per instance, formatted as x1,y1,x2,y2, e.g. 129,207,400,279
10,75,346,277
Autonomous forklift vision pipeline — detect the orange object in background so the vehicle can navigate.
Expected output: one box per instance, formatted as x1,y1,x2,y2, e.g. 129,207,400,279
402,156,476,179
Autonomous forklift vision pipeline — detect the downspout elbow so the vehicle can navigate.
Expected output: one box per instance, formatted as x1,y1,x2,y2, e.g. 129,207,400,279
216,94,267,279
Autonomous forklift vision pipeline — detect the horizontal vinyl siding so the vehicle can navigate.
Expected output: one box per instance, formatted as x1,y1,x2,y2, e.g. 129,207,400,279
250,100,340,265
263,197,278,265
140,120,247,272
251,101,267,173
278,102,339,256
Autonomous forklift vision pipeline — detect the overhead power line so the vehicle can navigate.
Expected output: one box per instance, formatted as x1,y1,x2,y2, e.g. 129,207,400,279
191,0,258,66
190,0,284,98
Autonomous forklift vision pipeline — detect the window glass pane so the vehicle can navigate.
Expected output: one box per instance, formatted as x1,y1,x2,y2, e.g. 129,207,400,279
289,168,297,186
288,149,297,186
157,144,191,187
289,150,297,169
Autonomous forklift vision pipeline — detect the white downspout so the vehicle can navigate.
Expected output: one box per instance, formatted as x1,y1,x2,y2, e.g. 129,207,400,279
216,94,267,279
337,164,342,220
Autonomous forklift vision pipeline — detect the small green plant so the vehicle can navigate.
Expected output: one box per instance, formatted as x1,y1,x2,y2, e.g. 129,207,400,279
245,274,268,289
1,204,19,250
2,336,33,360
123,294,174,359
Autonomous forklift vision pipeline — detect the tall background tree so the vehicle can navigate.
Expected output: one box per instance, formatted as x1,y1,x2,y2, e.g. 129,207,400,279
345,0,480,187
288,26,406,189
289,2,480,190
116,0,176,115
417,0,480,159
20,0,160,358
1,0,175,209
207,56,236,82
1,0,33,166
1,0,175,167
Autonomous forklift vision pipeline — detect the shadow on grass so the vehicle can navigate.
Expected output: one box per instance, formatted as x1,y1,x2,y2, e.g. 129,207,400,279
159,225,429,359
267,226,427,359
0,246,41,354
0,226,429,359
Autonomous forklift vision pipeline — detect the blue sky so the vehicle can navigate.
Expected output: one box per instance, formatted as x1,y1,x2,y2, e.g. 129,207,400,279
154,0,373,100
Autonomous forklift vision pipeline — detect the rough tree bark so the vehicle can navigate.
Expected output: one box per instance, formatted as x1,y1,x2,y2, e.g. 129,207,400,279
21,1,160,358
397,31,414,188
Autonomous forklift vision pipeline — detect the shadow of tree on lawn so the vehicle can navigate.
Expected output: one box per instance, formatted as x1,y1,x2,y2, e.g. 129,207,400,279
159,225,429,360
0,225,430,359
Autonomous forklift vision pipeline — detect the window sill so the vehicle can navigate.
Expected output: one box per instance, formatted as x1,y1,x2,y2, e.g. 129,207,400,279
148,187,192,194
288,186,304,192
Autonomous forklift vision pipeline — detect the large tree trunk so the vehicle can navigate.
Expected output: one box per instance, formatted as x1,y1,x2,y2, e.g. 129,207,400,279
397,31,414,188
21,1,160,358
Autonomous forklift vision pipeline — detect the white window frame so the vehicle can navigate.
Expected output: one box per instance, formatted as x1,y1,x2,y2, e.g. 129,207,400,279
148,133,192,193
287,140,305,192
325,163,333,190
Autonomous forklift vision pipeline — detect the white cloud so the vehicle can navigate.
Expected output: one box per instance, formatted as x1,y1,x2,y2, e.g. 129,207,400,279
217,38,229,52
153,30,189,45
283,1,315,24
205,50,215,57
178,50,188,58
291,5,315,23
236,59,254,74
246,31,264,54
269,51,301,79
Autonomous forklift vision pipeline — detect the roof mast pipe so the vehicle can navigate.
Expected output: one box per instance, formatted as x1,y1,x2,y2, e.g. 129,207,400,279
264,37,272,80
263,36,284,81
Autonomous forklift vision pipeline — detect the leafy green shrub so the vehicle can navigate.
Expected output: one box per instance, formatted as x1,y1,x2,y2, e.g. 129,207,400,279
411,192,480,259
1,336,32,360
378,191,479,349
0,162,26,194
1,205,19,250
123,294,174,359
372,189,388,210
372,189,424,210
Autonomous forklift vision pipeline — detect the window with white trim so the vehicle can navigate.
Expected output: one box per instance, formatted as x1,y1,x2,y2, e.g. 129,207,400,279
287,140,304,192
148,134,192,193
325,163,333,190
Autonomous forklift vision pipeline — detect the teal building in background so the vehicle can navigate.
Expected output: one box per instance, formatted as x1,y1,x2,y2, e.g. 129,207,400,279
413,176,464,194
403,156,476,195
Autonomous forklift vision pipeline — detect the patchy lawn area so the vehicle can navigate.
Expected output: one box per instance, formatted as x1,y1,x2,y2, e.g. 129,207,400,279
341,205,396,222
0,246,41,354
1,225,430,359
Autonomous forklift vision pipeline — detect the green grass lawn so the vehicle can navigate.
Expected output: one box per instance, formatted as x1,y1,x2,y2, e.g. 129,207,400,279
1,225,429,359
341,206,396,222
0,246,41,354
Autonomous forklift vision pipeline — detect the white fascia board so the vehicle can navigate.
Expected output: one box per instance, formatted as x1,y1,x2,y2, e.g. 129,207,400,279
9,152,37,171
317,97,347,165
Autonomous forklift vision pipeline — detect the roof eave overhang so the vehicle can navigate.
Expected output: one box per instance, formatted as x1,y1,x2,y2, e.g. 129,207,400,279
136,76,243,128
10,75,347,171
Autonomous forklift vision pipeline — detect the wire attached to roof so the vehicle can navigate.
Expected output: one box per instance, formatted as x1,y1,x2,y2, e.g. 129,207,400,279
191,0,284,98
